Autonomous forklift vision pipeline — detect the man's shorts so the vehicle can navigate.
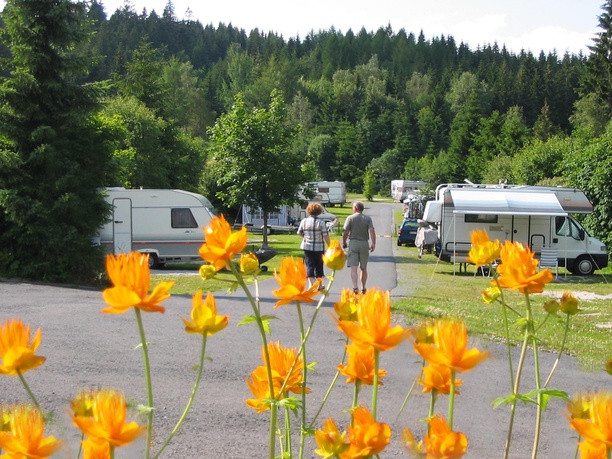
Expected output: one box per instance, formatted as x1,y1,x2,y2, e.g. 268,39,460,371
347,239,370,268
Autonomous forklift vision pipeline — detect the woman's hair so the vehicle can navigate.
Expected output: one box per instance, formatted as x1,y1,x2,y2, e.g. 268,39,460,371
306,202,323,216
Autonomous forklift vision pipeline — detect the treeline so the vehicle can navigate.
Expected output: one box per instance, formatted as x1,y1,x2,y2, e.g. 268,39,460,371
81,0,587,193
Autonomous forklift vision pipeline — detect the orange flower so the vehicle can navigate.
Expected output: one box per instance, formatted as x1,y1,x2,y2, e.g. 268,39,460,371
338,343,387,386
336,289,411,352
272,257,321,307
413,319,489,373
323,239,346,270
102,252,174,314
495,241,553,294
245,342,309,413
182,291,229,336
467,230,500,267
578,440,607,459
0,405,62,458
199,214,247,271
314,418,349,458
569,391,612,452
342,405,391,458
424,415,468,458
333,288,360,322
71,388,145,448
0,319,46,376
82,438,111,459
419,364,463,395
245,366,277,413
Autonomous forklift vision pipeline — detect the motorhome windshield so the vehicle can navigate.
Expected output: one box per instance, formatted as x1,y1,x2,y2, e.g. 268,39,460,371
555,217,586,241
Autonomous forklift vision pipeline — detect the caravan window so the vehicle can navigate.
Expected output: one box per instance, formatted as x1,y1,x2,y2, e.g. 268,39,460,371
555,217,584,241
171,208,198,228
464,214,498,223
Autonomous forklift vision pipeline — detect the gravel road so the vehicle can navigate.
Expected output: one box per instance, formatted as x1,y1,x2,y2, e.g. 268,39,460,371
0,201,609,458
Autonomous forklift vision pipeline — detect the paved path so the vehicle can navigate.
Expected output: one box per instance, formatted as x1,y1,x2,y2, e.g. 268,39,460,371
0,200,609,458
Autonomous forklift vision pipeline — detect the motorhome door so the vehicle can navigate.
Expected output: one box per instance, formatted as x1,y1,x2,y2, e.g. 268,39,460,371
112,198,133,254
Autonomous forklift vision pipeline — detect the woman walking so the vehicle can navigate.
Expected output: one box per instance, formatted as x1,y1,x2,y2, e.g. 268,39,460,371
297,202,331,289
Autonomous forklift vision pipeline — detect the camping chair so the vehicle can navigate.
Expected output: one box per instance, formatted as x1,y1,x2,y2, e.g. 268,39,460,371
539,245,559,279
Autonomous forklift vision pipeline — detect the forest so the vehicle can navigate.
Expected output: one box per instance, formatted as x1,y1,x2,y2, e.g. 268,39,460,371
1,0,612,282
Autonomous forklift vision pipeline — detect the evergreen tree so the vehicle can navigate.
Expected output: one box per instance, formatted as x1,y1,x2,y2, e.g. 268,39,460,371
0,0,112,282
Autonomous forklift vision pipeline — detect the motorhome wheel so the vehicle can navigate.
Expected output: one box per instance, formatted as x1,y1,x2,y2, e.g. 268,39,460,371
147,253,160,270
572,255,596,276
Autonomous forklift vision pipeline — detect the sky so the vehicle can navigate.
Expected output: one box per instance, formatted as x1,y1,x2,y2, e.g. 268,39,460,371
89,0,605,56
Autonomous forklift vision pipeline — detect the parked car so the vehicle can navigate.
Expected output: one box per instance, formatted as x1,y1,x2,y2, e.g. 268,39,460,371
397,218,419,246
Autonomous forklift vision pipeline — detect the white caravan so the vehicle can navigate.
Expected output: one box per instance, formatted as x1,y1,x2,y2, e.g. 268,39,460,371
304,181,347,207
97,188,216,268
240,203,337,231
391,180,427,202
422,183,608,275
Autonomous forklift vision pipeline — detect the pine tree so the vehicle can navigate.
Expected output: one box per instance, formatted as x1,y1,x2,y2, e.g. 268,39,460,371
0,0,112,282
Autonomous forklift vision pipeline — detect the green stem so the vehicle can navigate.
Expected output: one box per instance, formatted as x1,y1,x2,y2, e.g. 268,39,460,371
503,318,531,459
395,358,424,424
427,388,437,436
285,400,293,456
526,295,543,459
134,308,153,459
351,381,361,426
269,403,278,459
308,338,348,430
297,302,306,459
544,314,570,388
153,335,208,459
494,277,515,389
110,445,115,459
75,432,84,459
16,370,41,412
372,349,380,420
448,370,456,429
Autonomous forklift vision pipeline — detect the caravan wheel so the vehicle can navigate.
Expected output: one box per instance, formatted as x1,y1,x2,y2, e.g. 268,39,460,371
572,255,596,276
147,253,160,269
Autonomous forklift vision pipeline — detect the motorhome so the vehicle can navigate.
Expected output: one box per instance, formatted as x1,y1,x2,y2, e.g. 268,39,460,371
422,183,608,275
97,188,216,268
304,181,347,207
391,180,427,202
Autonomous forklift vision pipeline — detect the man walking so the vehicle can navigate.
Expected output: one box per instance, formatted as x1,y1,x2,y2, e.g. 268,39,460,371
342,201,376,293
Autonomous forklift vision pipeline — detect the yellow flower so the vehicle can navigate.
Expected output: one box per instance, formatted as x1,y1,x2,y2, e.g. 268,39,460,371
578,440,607,459
402,427,425,458
338,343,387,386
424,415,468,458
0,406,13,432
314,418,349,458
560,291,580,315
71,388,145,448
82,438,111,459
467,229,500,267
0,319,46,376
419,364,463,395
70,389,96,418
198,264,217,280
495,241,553,294
323,239,346,270
411,321,435,345
0,404,62,458
239,253,260,275
333,288,360,322
336,289,411,352
272,257,321,307
414,319,489,373
567,392,592,420
481,286,501,304
182,291,229,336
199,214,247,271
102,252,174,314
342,405,391,458
543,299,560,315
569,391,612,451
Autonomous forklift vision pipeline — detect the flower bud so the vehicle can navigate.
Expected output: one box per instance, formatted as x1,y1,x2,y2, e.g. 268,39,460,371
560,291,579,315
240,253,260,276
323,240,346,271
481,286,501,304
199,264,217,280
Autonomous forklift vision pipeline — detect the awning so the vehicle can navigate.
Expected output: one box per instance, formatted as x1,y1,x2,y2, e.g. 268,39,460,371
449,189,567,216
